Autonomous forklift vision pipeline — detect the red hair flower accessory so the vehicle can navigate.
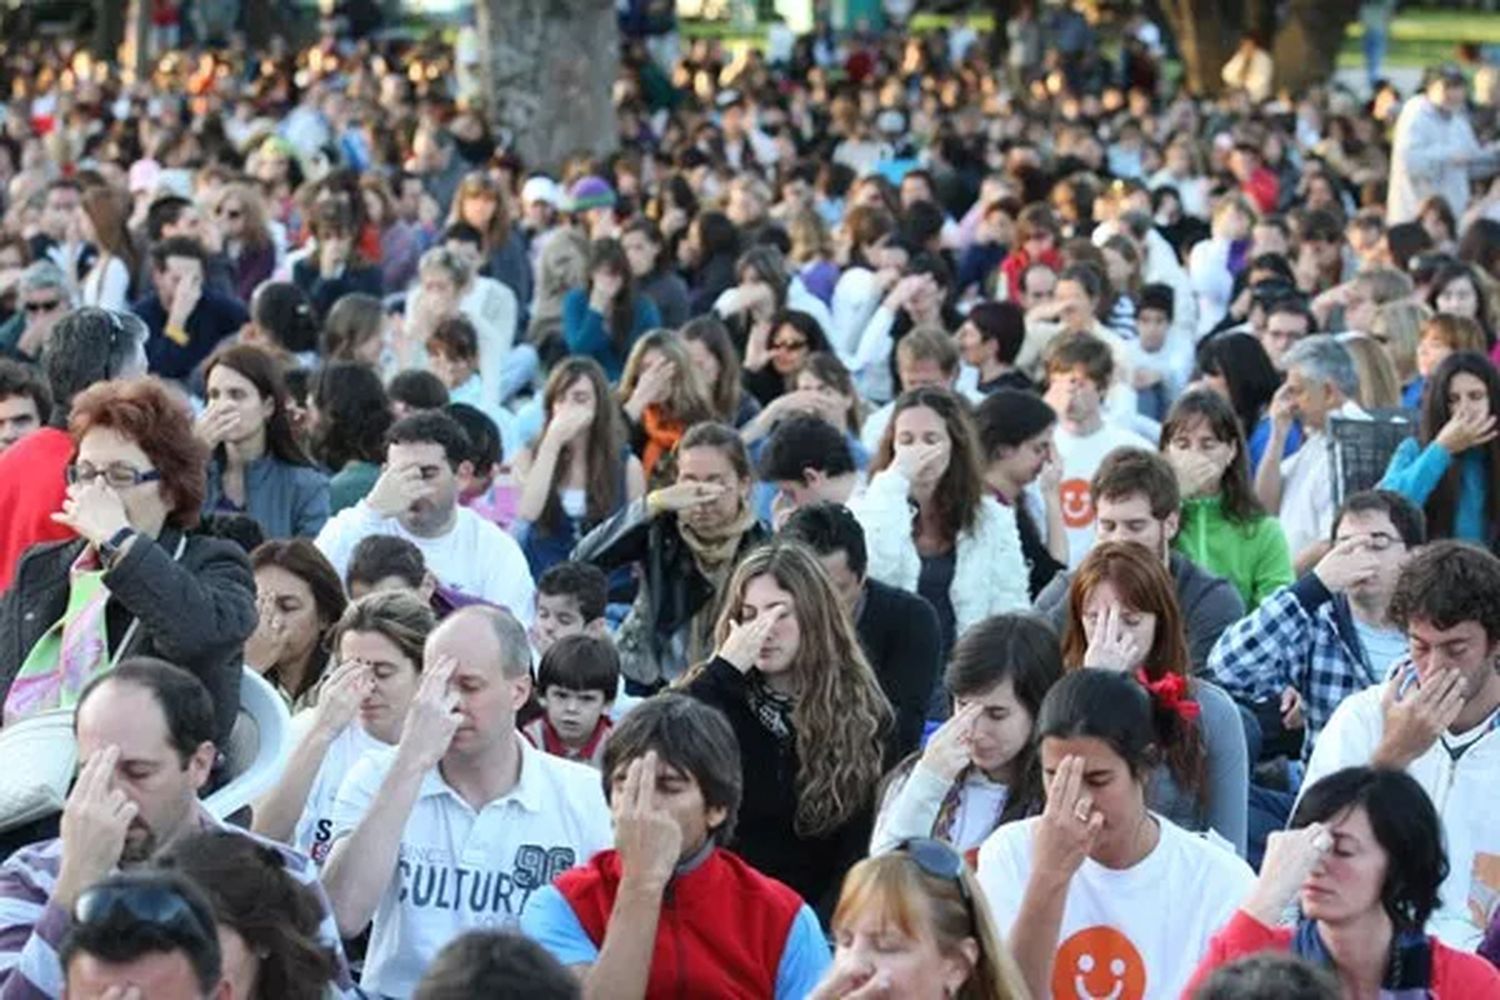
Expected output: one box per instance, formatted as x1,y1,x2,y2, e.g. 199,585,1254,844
1134,669,1201,724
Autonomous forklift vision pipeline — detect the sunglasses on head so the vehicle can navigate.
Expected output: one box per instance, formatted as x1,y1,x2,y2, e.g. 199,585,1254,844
74,881,215,949
896,837,971,903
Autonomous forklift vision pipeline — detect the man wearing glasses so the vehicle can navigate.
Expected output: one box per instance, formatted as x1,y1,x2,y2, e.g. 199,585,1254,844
0,262,74,364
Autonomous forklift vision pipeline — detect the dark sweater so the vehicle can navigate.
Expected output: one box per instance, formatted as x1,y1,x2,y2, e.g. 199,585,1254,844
134,291,249,381
857,578,941,758
683,656,886,920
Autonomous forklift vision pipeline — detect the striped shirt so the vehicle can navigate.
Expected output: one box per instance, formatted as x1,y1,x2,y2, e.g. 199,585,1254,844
0,808,355,998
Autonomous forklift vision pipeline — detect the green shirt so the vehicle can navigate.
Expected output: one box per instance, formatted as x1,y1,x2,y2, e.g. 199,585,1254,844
329,460,381,515
1174,496,1293,610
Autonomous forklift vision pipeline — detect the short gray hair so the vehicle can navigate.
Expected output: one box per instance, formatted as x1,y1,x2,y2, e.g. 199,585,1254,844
1283,334,1359,399
42,308,148,414
20,260,74,301
417,246,472,289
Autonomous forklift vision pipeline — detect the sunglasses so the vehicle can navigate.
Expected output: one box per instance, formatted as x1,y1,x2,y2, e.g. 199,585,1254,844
770,339,808,352
896,837,971,904
74,882,215,949
24,299,62,314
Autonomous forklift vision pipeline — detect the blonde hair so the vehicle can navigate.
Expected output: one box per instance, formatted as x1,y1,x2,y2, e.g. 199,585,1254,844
215,182,273,252
832,853,1028,1000
684,543,892,836
1371,300,1430,382
1338,332,1402,410
617,330,717,428
786,209,833,265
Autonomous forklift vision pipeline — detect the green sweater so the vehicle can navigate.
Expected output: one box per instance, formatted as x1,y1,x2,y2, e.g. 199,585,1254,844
1174,496,1293,610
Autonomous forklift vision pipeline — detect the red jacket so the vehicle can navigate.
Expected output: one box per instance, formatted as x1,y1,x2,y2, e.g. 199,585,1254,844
0,428,74,592
999,245,1064,302
1240,167,1281,215
555,847,804,999
1183,910,1500,998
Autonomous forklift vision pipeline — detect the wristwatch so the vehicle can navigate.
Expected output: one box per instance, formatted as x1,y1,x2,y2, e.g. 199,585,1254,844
99,526,137,566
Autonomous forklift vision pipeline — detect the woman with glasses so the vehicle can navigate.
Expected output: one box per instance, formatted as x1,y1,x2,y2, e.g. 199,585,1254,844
0,376,257,749
978,668,1254,1000
811,838,1027,1000
158,830,343,1000
1187,767,1500,997
200,344,329,539
213,182,276,305
741,308,830,408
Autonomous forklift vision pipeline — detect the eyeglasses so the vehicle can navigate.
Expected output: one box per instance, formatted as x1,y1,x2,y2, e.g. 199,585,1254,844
74,882,215,950
66,463,162,489
896,837,971,904
24,299,62,314
770,339,808,352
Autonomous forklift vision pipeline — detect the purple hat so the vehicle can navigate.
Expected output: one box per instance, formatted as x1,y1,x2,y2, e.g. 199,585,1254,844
564,175,616,213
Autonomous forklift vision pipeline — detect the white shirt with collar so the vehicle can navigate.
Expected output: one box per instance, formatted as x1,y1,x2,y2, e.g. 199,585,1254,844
1278,399,1368,557
328,734,612,998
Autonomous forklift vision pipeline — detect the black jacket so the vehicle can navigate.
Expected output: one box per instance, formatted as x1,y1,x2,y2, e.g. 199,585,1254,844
573,499,768,686
683,656,882,921
0,528,258,746
857,578,941,758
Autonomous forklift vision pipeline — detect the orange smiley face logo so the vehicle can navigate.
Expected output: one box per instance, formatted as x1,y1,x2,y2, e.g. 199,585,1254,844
1051,926,1146,1000
1059,478,1095,530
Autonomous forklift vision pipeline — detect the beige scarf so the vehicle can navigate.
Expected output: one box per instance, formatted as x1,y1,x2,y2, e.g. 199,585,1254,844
678,503,757,664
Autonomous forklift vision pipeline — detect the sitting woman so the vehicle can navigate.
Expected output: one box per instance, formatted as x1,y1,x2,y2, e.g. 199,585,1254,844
974,389,1067,600
244,538,348,711
1407,313,1488,415
576,422,767,692
252,591,436,865
213,182,278,306
871,614,1061,859
741,351,865,455
740,309,829,409
681,315,763,428
1059,540,1250,855
683,542,894,918
811,839,1027,1000
1187,767,1500,997
239,283,321,367
562,237,661,382
512,357,644,577
309,361,392,515
157,830,343,1000
617,329,717,488
200,344,330,539
977,668,1255,1000
0,377,256,749
1380,350,1500,546
321,292,386,368
851,387,1029,675
1162,388,1293,609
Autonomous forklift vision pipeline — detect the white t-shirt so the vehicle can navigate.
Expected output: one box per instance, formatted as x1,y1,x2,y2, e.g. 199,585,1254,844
291,715,388,866
315,500,536,624
1051,422,1153,568
329,735,613,998
977,814,1253,1000
1278,401,1367,557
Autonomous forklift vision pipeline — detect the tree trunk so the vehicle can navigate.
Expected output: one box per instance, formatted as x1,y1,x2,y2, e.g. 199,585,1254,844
1269,0,1363,93
1158,0,1242,95
476,0,620,176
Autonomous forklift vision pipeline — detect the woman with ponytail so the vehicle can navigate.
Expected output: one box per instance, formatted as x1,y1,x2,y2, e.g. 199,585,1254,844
977,669,1254,1000
871,614,1061,860
1059,541,1249,856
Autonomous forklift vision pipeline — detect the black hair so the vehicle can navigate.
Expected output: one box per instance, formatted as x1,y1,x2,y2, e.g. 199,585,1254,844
1291,767,1449,930
1192,953,1339,1000
0,357,53,424
311,361,392,470
145,194,195,242
149,236,208,270
387,369,450,412
537,634,620,699
347,535,427,592
1388,539,1500,641
536,561,609,623
1036,669,1160,779
250,282,320,354
442,221,485,249
59,871,222,996
966,301,1026,364
1418,351,1500,539
445,402,502,475
414,931,580,1000
779,501,869,579
974,389,1056,456
600,693,743,844
75,657,214,765
1194,333,1280,437
386,410,472,469
1138,282,1174,320
758,414,856,482
1331,490,1426,550
195,512,267,555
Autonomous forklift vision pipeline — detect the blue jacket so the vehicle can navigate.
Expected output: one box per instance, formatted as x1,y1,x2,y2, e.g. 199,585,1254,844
561,289,660,382
203,455,330,540
1379,436,1491,543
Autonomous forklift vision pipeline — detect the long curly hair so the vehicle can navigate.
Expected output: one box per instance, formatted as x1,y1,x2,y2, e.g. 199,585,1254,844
690,542,893,836
1059,541,1206,804
537,356,627,528
872,387,985,545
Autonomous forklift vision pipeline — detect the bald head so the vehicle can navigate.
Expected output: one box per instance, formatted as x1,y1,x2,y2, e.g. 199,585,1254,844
428,605,531,679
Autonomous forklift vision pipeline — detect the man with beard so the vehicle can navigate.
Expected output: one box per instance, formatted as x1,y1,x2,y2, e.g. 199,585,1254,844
315,410,536,623
0,658,352,998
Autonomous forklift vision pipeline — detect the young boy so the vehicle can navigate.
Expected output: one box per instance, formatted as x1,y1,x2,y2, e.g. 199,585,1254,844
1129,282,1188,421
523,633,618,768
531,560,609,653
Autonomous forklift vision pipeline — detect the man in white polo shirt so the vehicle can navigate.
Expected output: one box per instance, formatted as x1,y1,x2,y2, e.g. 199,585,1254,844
322,605,611,998
315,411,536,622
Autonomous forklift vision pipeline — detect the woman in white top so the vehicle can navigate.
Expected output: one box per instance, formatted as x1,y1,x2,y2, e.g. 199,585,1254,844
977,669,1254,1000
871,614,1062,858
77,186,137,311
850,387,1029,670
252,590,437,865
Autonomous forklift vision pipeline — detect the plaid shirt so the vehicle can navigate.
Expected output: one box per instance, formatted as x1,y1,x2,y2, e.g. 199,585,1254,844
1206,573,1385,762
0,809,355,999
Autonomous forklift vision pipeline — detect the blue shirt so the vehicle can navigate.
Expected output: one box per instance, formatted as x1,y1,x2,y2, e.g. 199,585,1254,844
1248,413,1305,474
1379,436,1491,542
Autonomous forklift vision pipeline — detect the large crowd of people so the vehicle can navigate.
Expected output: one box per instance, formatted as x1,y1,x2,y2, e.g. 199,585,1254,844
2,2,1500,997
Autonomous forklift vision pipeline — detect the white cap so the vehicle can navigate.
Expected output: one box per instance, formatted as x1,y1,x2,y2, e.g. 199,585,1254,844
521,176,560,207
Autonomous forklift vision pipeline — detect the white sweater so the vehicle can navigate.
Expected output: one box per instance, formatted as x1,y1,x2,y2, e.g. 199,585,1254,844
849,467,1030,639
